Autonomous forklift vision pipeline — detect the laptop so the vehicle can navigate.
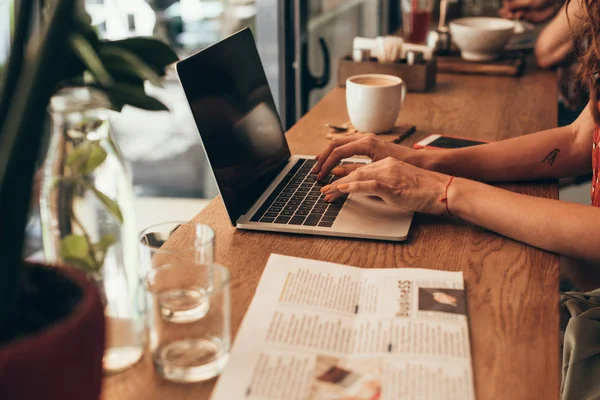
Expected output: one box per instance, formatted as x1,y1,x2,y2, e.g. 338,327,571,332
176,28,414,241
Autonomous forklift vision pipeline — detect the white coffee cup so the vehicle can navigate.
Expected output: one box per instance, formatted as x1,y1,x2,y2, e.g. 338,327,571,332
346,74,407,134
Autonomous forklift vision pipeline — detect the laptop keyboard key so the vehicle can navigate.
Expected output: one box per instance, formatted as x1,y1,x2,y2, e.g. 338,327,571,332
303,215,321,226
269,207,282,213
273,201,287,208
318,221,334,227
332,196,348,205
265,212,279,218
284,206,296,212
280,210,294,216
260,217,275,223
289,216,306,225
321,216,336,222
296,209,309,216
288,200,301,206
275,216,291,224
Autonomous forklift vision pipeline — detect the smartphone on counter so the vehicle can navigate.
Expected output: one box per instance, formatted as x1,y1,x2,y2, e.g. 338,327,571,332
414,134,489,150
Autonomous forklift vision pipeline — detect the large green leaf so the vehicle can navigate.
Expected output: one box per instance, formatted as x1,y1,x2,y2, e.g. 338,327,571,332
61,234,95,270
98,45,163,87
90,186,123,223
70,33,113,87
65,141,92,169
61,234,89,259
104,82,168,112
65,141,107,175
98,233,117,251
0,0,78,326
103,37,178,76
81,143,107,175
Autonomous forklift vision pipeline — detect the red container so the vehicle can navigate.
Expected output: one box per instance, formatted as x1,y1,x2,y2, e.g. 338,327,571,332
0,264,105,400
402,0,434,44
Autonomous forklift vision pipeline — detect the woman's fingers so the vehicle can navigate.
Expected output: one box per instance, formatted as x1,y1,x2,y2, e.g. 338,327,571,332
330,163,364,177
316,141,372,181
312,134,364,174
321,164,378,194
326,180,393,203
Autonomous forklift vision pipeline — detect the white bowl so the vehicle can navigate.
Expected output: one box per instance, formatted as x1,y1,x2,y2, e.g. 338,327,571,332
449,17,516,61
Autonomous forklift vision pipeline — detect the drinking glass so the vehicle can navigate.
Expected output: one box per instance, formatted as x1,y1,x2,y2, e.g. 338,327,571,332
402,0,434,43
140,222,230,382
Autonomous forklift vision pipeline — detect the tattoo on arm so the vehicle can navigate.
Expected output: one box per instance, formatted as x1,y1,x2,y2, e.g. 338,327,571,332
541,148,560,166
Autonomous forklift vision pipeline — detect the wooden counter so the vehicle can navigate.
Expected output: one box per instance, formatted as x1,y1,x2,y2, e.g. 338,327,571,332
103,70,560,400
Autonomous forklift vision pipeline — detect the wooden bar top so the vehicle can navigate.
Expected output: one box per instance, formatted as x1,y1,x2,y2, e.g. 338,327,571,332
103,70,560,400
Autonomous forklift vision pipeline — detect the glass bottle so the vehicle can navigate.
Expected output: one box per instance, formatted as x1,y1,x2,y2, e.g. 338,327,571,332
40,86,146,374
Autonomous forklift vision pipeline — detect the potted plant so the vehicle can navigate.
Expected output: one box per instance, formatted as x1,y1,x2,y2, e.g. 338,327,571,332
0,0,177,397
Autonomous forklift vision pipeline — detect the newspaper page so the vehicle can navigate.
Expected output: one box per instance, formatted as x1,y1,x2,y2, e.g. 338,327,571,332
211,254,475,400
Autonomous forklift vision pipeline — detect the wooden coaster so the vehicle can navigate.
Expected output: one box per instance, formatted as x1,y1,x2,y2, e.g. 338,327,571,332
437,51,526,77
326,121,417,143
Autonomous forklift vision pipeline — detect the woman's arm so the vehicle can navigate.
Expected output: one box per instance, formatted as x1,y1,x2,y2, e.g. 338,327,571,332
407,102,594,182
320,155,600,263
534,0,582,69
448,177,600,263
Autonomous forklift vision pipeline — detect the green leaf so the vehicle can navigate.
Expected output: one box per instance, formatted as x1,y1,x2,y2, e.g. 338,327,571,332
91,187,123,223
104,82,169,112
70,33,114,87
80,144,107,175
65,142,92,169
98,234,117,251
103,38,179,76
60,235,90,261
99,45,163,87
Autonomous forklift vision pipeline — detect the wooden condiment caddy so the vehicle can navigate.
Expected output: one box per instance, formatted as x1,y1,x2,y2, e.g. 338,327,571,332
337,56,437,92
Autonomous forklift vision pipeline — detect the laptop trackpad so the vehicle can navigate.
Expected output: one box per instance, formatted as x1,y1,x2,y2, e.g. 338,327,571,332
334,193,414,240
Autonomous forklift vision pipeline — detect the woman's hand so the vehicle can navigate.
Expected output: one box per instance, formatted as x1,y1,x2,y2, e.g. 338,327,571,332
320,157,452,215
311,133,416,181
499,0,557,22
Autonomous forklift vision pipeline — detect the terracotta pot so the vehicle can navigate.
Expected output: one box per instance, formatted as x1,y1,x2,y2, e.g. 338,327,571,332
0,263,105,400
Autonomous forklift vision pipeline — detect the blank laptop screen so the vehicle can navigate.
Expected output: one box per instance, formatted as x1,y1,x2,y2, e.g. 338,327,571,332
177,28,291,225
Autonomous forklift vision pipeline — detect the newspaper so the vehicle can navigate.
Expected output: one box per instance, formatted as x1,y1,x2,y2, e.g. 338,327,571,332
211,254,475,400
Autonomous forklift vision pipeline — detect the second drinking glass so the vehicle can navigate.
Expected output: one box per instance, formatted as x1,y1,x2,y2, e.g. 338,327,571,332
139,222,230,383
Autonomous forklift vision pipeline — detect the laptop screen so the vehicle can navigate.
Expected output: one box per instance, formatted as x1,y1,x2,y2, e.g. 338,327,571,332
177,28,291,225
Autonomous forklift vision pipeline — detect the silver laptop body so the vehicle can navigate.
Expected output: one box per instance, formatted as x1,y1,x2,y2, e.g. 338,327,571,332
176,29,413,241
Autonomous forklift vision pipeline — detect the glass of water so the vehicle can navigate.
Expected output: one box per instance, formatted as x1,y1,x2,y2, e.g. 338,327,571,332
139,222,231,382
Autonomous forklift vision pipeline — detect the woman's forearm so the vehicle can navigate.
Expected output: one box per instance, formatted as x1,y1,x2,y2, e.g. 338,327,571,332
449,178,600,262
534,0,582,69
405,107,593,182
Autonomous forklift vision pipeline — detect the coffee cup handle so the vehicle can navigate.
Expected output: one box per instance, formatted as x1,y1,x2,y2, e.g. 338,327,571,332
400,80,407,105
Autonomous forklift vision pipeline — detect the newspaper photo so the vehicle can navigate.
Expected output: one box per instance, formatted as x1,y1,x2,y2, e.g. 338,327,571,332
211,254,475,400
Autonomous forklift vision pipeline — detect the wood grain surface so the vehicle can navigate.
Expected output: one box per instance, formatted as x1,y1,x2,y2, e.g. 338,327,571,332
103,70,560,400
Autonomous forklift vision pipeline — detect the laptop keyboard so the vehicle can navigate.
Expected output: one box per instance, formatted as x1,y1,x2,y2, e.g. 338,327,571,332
250,159,349,228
